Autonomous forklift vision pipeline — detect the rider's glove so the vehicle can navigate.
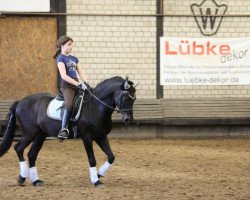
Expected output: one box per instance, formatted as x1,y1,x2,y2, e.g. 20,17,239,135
77,83,87,91
84,81,91,89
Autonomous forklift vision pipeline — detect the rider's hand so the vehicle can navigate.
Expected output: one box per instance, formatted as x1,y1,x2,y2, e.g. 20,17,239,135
77,83,87,91
84,81,91,89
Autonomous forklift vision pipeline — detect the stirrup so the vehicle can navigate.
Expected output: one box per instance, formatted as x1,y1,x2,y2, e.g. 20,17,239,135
58,128,69,139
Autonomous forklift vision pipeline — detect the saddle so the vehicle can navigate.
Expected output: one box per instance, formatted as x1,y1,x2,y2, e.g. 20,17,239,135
47,89,89,121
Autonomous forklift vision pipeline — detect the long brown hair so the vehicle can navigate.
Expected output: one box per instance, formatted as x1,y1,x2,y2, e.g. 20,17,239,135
53,36,73,59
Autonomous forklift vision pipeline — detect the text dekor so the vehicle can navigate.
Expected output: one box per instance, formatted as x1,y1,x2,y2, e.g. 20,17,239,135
165,40,231,56
220,49,248,63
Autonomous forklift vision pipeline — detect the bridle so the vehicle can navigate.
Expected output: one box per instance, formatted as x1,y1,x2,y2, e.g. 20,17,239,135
88,89,136,113
115,90,136,113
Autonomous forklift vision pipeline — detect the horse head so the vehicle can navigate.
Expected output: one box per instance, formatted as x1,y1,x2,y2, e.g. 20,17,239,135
114,77,138,124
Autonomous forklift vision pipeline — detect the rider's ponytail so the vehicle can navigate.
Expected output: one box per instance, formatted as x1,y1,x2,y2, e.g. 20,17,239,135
53,47,61,59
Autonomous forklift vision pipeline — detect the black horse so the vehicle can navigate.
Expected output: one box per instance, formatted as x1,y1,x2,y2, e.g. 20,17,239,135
0,76,137,187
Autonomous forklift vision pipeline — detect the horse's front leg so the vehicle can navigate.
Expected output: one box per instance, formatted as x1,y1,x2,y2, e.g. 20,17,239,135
82,137,102,187
95,136,114,178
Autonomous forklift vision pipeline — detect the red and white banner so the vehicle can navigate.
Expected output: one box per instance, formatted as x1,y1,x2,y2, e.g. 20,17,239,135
160,37,250,85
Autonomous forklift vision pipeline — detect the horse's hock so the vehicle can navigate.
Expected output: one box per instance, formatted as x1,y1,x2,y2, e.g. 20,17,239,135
2,98,250,139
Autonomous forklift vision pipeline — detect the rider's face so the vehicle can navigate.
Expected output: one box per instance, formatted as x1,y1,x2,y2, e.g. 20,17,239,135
61,40,73,55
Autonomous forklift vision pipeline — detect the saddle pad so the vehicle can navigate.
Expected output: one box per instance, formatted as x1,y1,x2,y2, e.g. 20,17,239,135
47,99,64,121
47,96,84,121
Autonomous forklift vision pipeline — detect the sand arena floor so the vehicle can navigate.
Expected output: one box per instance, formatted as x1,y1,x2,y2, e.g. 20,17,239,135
0,138,249,200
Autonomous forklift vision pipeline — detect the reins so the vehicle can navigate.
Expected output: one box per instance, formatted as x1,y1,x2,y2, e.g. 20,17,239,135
89,90,119,112
85,88,134,113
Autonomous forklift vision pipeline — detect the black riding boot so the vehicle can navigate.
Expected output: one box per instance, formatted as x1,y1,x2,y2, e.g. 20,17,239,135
58,109,71,142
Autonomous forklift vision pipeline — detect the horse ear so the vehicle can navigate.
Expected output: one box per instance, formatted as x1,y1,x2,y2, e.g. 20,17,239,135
134,80,140,88
124,81,130,90
120,80,131,90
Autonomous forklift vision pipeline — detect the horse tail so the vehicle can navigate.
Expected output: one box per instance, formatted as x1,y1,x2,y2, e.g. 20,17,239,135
0,101,19,157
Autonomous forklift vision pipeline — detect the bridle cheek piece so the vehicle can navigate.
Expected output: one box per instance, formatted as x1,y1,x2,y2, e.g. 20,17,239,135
116,91,136,113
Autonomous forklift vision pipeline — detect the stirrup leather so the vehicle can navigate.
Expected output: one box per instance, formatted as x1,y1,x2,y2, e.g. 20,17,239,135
58,128,69,139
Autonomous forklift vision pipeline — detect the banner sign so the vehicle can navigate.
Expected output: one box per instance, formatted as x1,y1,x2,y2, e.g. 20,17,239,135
160,37,250,85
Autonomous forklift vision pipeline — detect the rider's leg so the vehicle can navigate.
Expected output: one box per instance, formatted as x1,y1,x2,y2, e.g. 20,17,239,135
58,109,72,139
58,87,75,140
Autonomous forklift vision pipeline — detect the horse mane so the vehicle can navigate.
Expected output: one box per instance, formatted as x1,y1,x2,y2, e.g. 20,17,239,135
94,76,124,89
92,76,124,98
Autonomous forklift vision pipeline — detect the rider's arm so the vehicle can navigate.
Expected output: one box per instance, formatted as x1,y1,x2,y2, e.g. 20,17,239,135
76,64,88,83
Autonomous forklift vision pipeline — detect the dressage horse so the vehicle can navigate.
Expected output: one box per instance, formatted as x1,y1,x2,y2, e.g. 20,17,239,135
0,76,137,187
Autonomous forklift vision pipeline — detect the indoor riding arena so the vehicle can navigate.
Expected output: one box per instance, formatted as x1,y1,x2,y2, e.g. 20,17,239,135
0,1,250,200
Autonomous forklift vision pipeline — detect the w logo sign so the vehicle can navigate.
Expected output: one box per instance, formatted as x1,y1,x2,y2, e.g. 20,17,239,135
191,0,227,36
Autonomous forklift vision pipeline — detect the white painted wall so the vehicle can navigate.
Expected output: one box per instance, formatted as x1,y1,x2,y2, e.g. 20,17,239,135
0,0,50,12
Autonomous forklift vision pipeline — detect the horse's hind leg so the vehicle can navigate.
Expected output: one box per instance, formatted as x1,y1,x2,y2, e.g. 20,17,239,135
14,137,34,186
95,136,115,178
27,133,46,186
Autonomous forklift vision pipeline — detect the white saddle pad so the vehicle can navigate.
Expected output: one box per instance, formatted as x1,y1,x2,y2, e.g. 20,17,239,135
47,97,83,121
47,99,64,121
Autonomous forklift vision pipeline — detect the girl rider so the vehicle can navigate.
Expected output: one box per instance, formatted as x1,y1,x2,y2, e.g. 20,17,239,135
54,36,88,142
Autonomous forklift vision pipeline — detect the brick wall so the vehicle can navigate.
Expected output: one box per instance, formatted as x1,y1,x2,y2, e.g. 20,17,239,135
67,0,156,98
66,0,250,99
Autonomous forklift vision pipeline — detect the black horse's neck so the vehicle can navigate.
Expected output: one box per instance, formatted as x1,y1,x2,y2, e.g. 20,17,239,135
93,76,123,99
92,76,124,112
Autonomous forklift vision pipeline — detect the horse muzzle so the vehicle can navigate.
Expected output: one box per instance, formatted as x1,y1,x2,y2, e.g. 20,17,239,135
122,113,134,124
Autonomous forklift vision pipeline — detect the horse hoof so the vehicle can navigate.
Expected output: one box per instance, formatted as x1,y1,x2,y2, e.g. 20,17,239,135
94,180,103,187
58,138,65,143
18,175,26,187
33,180,44,186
